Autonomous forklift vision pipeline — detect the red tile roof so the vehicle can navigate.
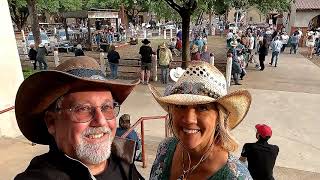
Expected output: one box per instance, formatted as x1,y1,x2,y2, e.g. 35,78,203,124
296,0,320,10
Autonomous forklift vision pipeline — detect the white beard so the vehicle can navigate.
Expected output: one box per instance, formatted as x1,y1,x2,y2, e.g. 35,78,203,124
75,127,114,164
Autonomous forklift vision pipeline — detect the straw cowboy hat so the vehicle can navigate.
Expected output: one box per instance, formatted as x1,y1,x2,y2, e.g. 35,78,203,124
142,39,150,44
149,61,251,129
15,56,139,144
170,67,185,82
191,44,199,53
159,42,167,49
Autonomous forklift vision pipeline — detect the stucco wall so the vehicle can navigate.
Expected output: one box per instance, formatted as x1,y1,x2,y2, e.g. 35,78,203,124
0,1,24,137
294,10,320,27
228,7,266,24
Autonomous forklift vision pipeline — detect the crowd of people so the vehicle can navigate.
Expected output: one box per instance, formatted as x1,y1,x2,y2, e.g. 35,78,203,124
226,25,320,86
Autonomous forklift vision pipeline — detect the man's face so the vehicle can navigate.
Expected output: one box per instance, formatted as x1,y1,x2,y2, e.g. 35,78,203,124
45,89,117,165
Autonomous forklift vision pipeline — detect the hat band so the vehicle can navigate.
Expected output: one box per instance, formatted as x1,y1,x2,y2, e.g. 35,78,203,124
67,69,106,80
165,81,221,99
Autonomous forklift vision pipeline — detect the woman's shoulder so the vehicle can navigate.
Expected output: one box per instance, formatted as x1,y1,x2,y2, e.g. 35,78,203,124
157,137,178,150
225,154,253,179
149,137,178,180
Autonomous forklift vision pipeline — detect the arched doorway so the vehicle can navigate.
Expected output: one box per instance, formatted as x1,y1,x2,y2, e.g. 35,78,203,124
308,15,320,30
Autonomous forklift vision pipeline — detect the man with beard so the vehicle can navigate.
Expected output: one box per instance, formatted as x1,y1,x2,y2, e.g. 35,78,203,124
14,56,143,180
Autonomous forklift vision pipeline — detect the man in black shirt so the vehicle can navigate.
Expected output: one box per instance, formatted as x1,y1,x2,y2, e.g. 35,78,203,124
14,57,143,180
28,44,37,70
139,39,153,84
240,124,279,180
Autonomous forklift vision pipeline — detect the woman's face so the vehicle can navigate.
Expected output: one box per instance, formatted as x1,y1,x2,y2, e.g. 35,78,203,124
170,103,219,151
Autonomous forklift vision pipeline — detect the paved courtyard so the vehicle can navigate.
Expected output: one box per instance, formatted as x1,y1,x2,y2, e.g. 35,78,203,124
2,38,320,179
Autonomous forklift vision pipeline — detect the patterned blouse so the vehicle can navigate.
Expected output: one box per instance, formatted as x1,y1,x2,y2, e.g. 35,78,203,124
150,138,252,180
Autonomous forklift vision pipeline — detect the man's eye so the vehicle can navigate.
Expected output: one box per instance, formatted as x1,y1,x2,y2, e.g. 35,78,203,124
74,106,91,113
101,104,113,112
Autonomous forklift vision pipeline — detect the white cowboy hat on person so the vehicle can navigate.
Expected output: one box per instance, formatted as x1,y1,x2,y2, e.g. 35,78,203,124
38,43,44,47
231,41,238,47
149,61,252,129
170,67,185,82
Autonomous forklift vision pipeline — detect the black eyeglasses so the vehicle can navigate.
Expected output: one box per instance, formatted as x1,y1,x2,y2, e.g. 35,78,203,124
56,101,120,123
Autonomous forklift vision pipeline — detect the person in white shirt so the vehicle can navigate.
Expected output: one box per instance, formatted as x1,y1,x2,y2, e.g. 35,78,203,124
306,32,315,59
248,33,255,63
280,32,289,53
269,36,283,67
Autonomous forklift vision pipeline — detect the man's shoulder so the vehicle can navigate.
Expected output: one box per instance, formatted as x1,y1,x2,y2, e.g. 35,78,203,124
15,153,69,180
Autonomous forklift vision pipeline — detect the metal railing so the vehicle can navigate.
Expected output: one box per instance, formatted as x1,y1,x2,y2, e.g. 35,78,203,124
120,115,169,168
0,106,15,114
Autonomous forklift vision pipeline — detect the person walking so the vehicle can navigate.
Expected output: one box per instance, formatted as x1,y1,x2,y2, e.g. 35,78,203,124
28,44,37,70
280,32,289,53
306,32,315,59
74,44,85,56
107,44,120,79
230,41,242,85
139,39,153,84
258,38,268,71
36,43,48,70
240,124,279,180
158,42,173,84
269,36,282,67
290,32,299,54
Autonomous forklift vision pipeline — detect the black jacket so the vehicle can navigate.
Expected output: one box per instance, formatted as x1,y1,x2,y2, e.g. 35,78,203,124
15,137,144,180
107,50,120,64
28,48,37,60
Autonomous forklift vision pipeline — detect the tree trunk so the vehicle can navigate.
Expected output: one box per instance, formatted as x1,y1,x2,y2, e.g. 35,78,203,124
87,18,92,51
208,11,213,36
63,18,69,40
181,13,191,68
26,0,41,47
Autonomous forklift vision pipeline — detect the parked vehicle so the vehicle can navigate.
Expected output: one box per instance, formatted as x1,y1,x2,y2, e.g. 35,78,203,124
27,32,52,52
56,29,74,41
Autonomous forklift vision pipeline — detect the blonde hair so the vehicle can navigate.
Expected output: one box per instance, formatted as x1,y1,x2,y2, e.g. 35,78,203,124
214,103,238,152
109,44,116,51
168,103,238,152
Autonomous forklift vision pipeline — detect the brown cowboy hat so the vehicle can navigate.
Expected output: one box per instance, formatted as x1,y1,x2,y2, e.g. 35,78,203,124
15,56,139,145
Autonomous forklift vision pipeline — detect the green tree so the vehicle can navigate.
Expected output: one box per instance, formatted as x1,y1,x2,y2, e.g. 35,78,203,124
8,0,29,31
163,0,198,68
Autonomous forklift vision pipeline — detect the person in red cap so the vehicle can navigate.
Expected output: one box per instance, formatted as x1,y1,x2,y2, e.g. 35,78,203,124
239,124,279,180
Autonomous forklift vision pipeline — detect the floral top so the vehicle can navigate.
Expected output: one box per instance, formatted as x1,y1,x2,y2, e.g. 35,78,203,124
150,138,252,180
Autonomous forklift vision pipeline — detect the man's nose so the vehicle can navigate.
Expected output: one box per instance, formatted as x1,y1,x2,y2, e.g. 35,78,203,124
90,107,108,126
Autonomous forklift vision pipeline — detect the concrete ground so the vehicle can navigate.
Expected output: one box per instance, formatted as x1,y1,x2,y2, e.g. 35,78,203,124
2,48,320,179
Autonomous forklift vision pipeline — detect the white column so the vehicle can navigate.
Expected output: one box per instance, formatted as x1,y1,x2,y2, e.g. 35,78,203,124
152,54,158,82
143,29,147,39
164,29,167,39
53,50,59,67
210,56,215,66
158,27,161,36
226,57,232,89
0,0,24,138
170,29,173,39
100,52,106,75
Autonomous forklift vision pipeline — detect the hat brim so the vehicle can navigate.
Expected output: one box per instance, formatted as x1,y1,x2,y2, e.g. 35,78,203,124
149,85,251,129
169,69,185,82
15,70,139,145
